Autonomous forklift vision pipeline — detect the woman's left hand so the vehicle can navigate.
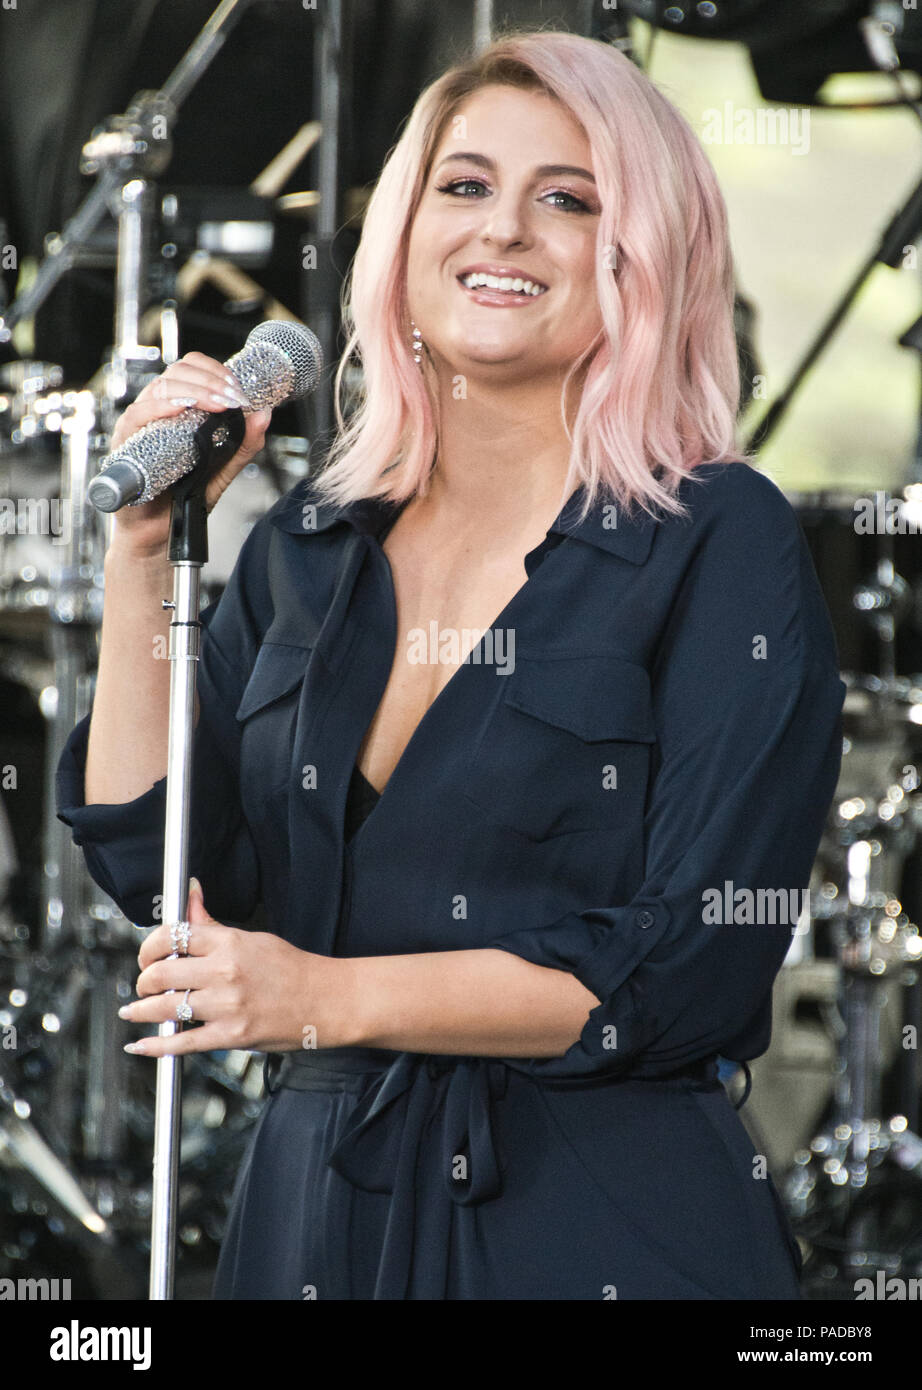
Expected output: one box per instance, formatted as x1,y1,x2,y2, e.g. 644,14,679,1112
119,878,359,1057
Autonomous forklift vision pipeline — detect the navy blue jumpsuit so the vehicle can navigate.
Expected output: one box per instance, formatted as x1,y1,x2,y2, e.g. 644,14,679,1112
56,459,846,1299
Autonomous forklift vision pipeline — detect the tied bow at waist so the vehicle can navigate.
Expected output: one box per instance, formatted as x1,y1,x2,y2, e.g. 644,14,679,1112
263,1046,509,1299
265,1046,509,1205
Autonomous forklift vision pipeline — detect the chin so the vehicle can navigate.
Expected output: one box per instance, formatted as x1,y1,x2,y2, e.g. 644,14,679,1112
449,332,533,363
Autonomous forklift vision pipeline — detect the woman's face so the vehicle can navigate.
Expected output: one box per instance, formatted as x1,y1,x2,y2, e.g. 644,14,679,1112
406,84,604,387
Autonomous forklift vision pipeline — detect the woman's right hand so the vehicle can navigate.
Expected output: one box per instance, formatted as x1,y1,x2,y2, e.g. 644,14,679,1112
106,351,273,558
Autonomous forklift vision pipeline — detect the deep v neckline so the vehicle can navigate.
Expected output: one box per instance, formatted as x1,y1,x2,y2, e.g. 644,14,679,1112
349,517,565,815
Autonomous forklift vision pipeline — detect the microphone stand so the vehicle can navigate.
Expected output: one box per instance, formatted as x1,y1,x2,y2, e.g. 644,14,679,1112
148,457,228,1302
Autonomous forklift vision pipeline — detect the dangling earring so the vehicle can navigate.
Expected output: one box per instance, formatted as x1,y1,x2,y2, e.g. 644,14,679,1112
410,320,424,369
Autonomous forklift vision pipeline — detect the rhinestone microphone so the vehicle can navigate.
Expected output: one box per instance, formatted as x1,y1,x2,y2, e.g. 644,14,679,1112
87,320,323,513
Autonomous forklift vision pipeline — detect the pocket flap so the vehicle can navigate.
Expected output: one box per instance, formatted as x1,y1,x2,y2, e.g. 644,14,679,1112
235,642,311,721
502,654,656,743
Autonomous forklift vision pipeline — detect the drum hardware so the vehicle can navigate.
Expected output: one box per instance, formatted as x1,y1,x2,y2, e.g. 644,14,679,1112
137,252,304,349
0,390,106,642
843,510,916,683
784,738,922,1291
0,1098,110,1240
797,453,922,663
307,0,354,448
35,390,108,965
854,556,910,682
132,124,328,349
0,0,286,1300
756,662,922,1289
0,925,268,1294
276,191,320,215
0,362,66,444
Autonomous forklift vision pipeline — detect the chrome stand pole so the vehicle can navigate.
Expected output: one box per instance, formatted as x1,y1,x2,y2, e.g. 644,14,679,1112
148,484,208,1301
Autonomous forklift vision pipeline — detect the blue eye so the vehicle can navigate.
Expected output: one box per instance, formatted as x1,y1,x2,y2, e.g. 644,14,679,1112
435,179,487,198
435,179,591,213
544,190,589,213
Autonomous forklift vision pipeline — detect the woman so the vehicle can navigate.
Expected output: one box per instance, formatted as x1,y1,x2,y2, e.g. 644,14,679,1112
57,31,845,1299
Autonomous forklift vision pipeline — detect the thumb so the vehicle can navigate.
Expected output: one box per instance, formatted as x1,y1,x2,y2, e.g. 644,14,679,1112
186,876,211,920
242,407,271,446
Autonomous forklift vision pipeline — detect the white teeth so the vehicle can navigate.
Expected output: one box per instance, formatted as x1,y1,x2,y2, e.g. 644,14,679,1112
460,272,546,296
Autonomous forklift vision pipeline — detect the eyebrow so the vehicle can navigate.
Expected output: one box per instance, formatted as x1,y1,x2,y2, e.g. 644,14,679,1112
434,152,597,185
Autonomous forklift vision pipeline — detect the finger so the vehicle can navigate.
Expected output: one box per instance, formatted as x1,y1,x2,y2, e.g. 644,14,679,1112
122,986,216,1025
178,353,255,401
143,369,251,411
137,919,222,969
133,955,209,1000
110,394,236,454
174,352,255,400
109,394,208,451
180,350,234,374
124,1022,229,1058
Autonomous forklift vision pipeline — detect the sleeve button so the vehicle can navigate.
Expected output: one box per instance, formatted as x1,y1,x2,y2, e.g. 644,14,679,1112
635,908,655,929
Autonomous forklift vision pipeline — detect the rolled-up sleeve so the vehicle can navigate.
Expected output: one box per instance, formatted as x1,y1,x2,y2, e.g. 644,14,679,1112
55,521,271,928
487,468,846,1081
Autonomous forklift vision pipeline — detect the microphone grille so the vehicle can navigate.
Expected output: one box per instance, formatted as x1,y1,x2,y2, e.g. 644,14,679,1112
246,320,323,399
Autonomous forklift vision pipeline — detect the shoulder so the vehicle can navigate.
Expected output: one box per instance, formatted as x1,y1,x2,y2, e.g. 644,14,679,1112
656,460,838,671
657,460,805,573
671,459,799,532
261,474,379,539
198,477,327,654
225,474,351,587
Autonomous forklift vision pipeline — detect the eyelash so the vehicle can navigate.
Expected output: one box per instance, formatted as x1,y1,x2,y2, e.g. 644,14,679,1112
434,178,593,214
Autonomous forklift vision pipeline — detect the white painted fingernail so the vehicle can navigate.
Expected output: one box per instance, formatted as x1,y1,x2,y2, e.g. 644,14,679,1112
174,396,197,408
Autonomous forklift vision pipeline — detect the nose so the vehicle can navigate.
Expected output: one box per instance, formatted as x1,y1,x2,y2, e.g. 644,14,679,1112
477,190,531,249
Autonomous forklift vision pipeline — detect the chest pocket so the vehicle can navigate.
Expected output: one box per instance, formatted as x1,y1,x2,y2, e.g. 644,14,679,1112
235,642,313,803
461,653,657,841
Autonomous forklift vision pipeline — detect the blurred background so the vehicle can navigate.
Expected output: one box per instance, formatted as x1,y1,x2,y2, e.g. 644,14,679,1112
2,0,922,1301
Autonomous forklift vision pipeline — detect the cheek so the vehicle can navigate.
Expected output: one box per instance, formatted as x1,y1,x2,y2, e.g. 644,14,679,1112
558,270,603,340
407,224,455,292
405,233,425,286
552,236,599,295
406,216,437,278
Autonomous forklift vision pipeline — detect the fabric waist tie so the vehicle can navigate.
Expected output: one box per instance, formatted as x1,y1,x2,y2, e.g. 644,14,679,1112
260,1044,719,1298
264,1045,402,1094
264,1045,719,1093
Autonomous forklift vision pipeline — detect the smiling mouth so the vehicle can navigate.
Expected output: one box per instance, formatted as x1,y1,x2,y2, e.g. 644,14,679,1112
457,272,548,301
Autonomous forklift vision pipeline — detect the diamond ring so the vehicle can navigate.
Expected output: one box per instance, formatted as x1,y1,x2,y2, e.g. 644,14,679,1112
170,921,191,957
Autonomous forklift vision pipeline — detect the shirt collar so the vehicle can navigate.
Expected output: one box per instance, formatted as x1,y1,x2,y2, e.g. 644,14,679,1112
268,476,657,565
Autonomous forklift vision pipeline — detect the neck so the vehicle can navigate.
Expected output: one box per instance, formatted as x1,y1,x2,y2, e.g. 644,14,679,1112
422,370,582,536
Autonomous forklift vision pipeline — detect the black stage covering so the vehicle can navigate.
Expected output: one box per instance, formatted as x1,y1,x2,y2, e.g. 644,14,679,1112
0,0,586,384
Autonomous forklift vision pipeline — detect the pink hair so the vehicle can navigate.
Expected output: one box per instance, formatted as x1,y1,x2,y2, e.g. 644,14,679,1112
314,27,754,524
